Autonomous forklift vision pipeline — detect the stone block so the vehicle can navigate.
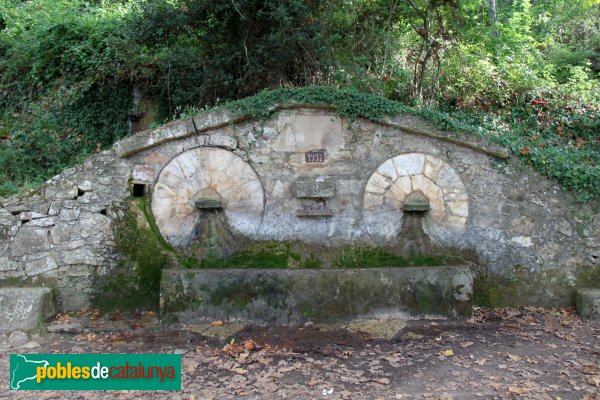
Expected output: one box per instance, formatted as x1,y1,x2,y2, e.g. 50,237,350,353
192,109,238,132
10,227,50,258
273,113,343,152
0,288,56,332
393,153,425,176
114,118,196,157
207,134,238,150
25,253,58,275
0,256,19,272
576,288,600,319
45,184,78,200
161,267,473,324
293,176,336,198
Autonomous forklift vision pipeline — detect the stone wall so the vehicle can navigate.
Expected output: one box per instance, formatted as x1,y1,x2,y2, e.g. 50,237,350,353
1,106,598,310
0,152,129,310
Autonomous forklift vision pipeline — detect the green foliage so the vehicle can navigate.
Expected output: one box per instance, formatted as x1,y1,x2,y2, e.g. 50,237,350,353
199,242,304,269
0,0,133,196
334,246,457,269
223,86,408,121
0,0,598,201
439,99,600,201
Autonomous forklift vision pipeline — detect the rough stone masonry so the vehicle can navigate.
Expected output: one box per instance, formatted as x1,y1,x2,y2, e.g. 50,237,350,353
0,104,598,311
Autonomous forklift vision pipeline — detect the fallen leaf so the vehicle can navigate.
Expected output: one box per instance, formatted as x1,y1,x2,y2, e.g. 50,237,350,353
526,358,539,364
211,320,224,326
474,359,487,366
372,378,390,385
183,360,199,373
460,341,474,348
507,353,522,362
230,367,247,375
244,339,256,351
440,349,454,357
586,375,600,387
583,365,597,375
508,387,529,395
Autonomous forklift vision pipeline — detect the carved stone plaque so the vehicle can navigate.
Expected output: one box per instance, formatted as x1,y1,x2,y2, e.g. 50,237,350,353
305,149,326,163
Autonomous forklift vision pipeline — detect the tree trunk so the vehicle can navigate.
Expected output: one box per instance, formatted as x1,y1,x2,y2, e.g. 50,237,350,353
488,0,497,36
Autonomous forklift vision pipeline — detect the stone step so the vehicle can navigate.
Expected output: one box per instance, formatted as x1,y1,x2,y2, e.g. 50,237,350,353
0,288,56,332
576,288,600,320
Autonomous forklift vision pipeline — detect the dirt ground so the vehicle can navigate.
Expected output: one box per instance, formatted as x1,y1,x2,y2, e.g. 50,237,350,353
1,307,599,399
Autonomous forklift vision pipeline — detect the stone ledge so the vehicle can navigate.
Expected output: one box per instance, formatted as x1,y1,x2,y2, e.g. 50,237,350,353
114,118,196,157
161,267,473,324
576,288,600,319
0,287,56,332
115,104,509,159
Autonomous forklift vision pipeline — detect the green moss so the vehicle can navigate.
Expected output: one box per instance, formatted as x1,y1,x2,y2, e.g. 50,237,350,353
199,241,306,269
137,196,173,251
416,296,432,313
473,265,580,308
177,255,202,269
301,257,323,269
93,199,168,311
0,275,57,288
176,241,465,270
334,245,461,268
575,264,600,288
209,276,290,310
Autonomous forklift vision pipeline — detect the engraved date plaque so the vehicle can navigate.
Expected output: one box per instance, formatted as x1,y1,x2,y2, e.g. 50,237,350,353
305,149,326,163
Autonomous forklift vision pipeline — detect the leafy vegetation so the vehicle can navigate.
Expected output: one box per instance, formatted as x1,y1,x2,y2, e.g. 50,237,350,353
197,242,321,269
334,246,460,269
0,0,598,199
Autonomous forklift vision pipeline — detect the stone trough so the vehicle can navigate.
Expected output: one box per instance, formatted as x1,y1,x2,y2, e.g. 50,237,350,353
160,266,473,324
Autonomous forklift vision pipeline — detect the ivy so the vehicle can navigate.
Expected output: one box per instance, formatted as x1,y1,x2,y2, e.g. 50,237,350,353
223,86,409,122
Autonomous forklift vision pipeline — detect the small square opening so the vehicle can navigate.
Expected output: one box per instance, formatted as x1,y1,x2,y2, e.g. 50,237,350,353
132,183,146,197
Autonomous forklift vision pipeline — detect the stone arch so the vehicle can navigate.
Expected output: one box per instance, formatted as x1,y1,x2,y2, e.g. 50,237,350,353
361,152,468,245
151,147,265,247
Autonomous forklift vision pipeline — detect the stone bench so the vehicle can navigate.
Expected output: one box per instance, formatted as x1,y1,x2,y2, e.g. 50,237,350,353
0,288,56,332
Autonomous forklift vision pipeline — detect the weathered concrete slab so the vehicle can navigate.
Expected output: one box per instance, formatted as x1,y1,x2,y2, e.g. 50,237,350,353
576,288,600,319
161,267,473,324
0,288,56,332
